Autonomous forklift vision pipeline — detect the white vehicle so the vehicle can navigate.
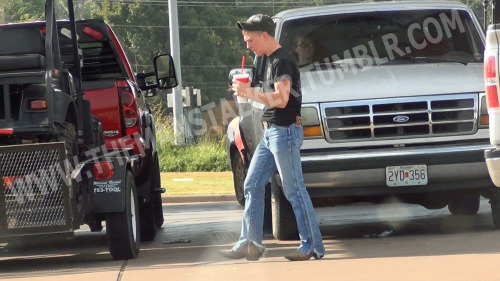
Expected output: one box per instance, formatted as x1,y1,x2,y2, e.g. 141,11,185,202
483,21,500,226
227,1,493,239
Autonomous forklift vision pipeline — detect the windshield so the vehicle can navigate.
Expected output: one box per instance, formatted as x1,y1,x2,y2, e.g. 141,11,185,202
280,9,484,69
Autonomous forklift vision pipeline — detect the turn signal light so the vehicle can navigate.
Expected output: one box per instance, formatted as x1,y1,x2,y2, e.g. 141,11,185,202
30,100,47,110
303,126,323,137
94,162,114,180
480,94,489,127
481,115,489,126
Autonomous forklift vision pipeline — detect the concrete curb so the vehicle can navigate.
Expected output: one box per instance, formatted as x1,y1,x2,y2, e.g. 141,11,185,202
162,194,236,204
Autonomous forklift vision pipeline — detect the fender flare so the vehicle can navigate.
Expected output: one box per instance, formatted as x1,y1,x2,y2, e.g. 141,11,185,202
54,95,77,125
227,117,247,165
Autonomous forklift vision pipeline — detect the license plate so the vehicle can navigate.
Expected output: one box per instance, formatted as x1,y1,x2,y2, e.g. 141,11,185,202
386,165,428,186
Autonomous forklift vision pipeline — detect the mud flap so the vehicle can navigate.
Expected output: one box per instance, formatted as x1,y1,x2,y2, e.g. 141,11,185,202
89,157,132,214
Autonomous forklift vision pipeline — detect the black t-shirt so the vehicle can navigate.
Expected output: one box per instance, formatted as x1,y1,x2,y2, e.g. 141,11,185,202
261,48,302,126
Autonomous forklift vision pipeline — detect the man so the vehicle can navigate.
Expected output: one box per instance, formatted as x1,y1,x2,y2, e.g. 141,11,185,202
219,14,326,262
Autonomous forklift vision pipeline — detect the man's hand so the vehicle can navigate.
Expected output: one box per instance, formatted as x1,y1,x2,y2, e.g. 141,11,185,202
231,78,291,108
232,81,251,98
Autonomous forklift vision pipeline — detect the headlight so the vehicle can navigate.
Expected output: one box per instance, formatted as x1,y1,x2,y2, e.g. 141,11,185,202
301,106,323,138
480,93,489,128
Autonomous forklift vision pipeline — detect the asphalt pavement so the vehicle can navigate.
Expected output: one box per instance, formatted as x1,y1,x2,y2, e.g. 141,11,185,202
162,194,236,203
2,198,500,281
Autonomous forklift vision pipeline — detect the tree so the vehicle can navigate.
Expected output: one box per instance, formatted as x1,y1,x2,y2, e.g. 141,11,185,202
4,0,44,22
4,0,486,113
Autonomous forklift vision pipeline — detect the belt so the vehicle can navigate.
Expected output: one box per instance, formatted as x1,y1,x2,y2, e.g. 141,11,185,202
262,117,302,129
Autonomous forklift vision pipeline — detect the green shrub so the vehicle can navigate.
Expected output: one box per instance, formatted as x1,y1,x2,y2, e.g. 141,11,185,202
154,109,230,172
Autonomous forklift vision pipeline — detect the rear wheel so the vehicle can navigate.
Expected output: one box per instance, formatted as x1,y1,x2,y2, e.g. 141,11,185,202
151,157,164,228
50,122,78,203
263,183,272,234
139,202,157,241
107,171,140,260
139,156,163,241
271,176,298,240
448,191,480,216
55,122,78,162
231,152,246,206
491,188,500,228
153,191,164,229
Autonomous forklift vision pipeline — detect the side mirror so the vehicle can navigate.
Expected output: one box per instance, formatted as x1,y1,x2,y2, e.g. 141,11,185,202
154,54,178,90
228,67,254,86
137,72,161,92
144,88,158,97
136,72,150,90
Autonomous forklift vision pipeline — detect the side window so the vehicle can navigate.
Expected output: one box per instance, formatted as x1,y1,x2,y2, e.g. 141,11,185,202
461,12,484,60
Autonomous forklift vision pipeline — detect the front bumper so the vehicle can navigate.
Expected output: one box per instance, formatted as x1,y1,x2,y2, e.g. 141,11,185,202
485,148,500,187
300,144,494,198
0,125,54,136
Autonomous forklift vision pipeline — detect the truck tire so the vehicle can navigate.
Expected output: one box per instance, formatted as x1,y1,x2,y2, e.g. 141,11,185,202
151,156,164,229
491,188,500,228
271,176,299,240
107,171,140,260
53,122,78,197
263,183,272,234
139,156,162,241
153,190,164,229
139,202,157,241
231,152,246,206
55,122,78,162
448,191,480,216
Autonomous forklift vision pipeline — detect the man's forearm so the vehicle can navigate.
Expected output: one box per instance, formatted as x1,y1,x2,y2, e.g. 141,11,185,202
246,88,288,108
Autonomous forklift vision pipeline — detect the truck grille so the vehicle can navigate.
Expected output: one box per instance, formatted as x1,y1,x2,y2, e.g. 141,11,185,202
0,143,72,235
321,94,478,142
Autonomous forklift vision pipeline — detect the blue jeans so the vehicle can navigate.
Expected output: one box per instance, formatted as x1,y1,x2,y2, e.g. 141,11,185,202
233,123,326,257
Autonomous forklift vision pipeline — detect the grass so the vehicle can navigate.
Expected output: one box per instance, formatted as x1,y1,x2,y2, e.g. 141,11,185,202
151,104,234,196
161,171,234,196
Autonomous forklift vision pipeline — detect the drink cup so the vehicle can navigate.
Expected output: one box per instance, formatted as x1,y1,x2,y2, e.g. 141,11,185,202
233,74,250,103
233,73,250,83
234,94,249,104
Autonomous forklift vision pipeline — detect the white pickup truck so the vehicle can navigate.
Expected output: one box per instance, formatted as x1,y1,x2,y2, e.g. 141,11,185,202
227,1,493,239
484,21,500,227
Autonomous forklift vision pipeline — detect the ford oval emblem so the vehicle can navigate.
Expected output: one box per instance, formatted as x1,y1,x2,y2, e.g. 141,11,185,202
393,115,410,123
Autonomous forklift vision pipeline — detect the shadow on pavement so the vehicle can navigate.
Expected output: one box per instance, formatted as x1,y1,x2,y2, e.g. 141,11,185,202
1,200,500,277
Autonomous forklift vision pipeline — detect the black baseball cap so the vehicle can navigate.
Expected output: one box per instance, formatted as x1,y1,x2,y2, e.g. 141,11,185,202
237,14,275,36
